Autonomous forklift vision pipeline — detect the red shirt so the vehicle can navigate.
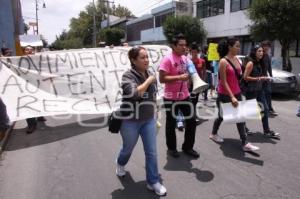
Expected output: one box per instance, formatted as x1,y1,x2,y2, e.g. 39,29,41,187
192,58,206,79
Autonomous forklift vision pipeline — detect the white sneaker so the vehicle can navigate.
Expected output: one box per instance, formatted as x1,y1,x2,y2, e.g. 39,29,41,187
243,143,260,152
147,182,167,196
209,134,224,143
116,160,126,177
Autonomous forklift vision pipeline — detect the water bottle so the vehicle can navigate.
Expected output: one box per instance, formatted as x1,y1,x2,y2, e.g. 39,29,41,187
176,111,184,131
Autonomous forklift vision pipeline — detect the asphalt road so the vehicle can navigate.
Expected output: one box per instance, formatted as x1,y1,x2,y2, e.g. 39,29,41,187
1,94,300,199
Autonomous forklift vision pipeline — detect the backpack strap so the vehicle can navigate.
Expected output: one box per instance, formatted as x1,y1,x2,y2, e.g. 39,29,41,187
225,58,242,81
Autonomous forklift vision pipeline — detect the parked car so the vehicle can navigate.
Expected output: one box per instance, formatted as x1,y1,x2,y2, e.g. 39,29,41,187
237,55,297,94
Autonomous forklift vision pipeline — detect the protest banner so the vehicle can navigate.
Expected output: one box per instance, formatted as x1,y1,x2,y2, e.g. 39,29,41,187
0,45,171,121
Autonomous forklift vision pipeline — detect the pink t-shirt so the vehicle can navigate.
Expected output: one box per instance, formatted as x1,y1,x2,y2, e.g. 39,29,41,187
218,61,241,95
159,52,190,100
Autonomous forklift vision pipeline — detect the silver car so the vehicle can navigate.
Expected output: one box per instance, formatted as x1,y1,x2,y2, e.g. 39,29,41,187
271,69,297,93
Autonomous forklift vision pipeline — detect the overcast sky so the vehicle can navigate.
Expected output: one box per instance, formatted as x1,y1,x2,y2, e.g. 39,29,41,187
20,0,171,44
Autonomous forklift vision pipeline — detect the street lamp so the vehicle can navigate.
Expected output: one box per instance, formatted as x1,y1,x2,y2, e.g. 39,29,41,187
35,0,46,35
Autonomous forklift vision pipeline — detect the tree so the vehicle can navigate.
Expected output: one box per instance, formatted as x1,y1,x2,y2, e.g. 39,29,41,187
99,28,125,46
162,15,207,46
51,0,133,48
248,0,300,71
112,4,134,17
51,30,83,50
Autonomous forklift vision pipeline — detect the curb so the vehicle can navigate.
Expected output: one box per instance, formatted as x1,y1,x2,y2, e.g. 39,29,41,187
0,122,16,155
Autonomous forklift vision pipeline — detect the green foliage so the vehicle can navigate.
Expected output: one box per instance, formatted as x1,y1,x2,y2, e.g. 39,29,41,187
162,15,207,46
51,0,133,49
248,0,300,71
99,28,125,46
51,30,83,50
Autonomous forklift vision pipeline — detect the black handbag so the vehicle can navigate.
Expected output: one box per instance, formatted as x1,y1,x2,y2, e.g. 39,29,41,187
108,109,123,134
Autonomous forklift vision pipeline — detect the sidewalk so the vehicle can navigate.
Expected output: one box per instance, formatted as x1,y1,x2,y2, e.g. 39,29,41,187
0,122,15,155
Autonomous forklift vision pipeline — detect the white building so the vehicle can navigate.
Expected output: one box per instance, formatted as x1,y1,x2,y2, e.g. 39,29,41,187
193,0,300,82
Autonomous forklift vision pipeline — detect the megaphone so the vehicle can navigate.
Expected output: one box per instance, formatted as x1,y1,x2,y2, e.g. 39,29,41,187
187,59,209,94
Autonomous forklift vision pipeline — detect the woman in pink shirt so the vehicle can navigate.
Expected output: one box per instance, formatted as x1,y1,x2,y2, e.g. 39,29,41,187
209,38,259,152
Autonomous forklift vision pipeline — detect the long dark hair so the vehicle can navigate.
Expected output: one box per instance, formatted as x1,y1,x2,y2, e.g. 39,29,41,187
244,45,265,69
128,46,145,68
217,37,239,58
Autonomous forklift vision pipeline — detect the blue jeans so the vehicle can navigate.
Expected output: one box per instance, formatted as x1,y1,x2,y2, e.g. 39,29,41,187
245,90,270,132
263,82,273,111
117,118,159,185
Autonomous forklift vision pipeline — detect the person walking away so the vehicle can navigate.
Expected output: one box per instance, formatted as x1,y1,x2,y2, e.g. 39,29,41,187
261,41,277,116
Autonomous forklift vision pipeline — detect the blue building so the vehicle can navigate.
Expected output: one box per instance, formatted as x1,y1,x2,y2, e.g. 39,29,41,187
0,0,24,55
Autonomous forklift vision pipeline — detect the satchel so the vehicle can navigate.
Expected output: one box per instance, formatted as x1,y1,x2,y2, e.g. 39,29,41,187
108,109,123,134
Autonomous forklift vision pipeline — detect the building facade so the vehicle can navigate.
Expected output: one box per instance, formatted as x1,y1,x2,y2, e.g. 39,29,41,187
0,0,24,55
194,0,300,83
126,0,193,45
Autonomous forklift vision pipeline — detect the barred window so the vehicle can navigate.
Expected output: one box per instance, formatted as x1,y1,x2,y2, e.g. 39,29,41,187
231,0,252,12
196,0,224,18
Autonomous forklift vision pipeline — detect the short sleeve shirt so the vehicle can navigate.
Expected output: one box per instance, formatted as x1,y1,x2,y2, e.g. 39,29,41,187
159,52,190,100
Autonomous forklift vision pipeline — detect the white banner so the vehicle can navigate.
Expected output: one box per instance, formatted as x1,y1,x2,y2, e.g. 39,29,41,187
0,45,171,121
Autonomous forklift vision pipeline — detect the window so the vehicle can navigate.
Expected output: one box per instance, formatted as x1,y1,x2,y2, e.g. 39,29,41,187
196,0,224,18
231,0,252,12
155,12,173,27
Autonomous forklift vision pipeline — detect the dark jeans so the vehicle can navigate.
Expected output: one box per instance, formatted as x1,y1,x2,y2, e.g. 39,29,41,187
263,82,273,111
26,118,37,128
0,98,10,131
245,90,270,132
212,93,247,145
163,97,196,151
190,92,200,116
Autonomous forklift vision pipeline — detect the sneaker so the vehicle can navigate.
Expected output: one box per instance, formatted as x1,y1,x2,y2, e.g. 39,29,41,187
147,182,167,196
264,130,280,138
269,110,278,116
183,149,200,158
116,160,126,177
167,149,180,158
243,143,260,152
26,125,37,134
245,128,255,136
209,134,224,143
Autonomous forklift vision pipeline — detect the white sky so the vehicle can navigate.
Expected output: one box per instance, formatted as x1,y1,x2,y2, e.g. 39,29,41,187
21,0,171,44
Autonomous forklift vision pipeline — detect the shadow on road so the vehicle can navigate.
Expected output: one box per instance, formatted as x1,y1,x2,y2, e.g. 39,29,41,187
5,116,107,151
246,132,279,144
218,138,264,166
111,172,161,199
163,153,214,182
272,92,300,101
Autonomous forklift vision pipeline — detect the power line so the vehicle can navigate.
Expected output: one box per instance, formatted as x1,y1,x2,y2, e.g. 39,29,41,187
134,0,168,16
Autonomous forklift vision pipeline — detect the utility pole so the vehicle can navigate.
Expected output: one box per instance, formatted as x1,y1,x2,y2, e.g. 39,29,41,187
35,0,38,34
34,0,46,35
101,0,114,28
93,0,96,47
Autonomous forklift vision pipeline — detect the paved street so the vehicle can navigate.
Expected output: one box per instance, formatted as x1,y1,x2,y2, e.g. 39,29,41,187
1,94,300,199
